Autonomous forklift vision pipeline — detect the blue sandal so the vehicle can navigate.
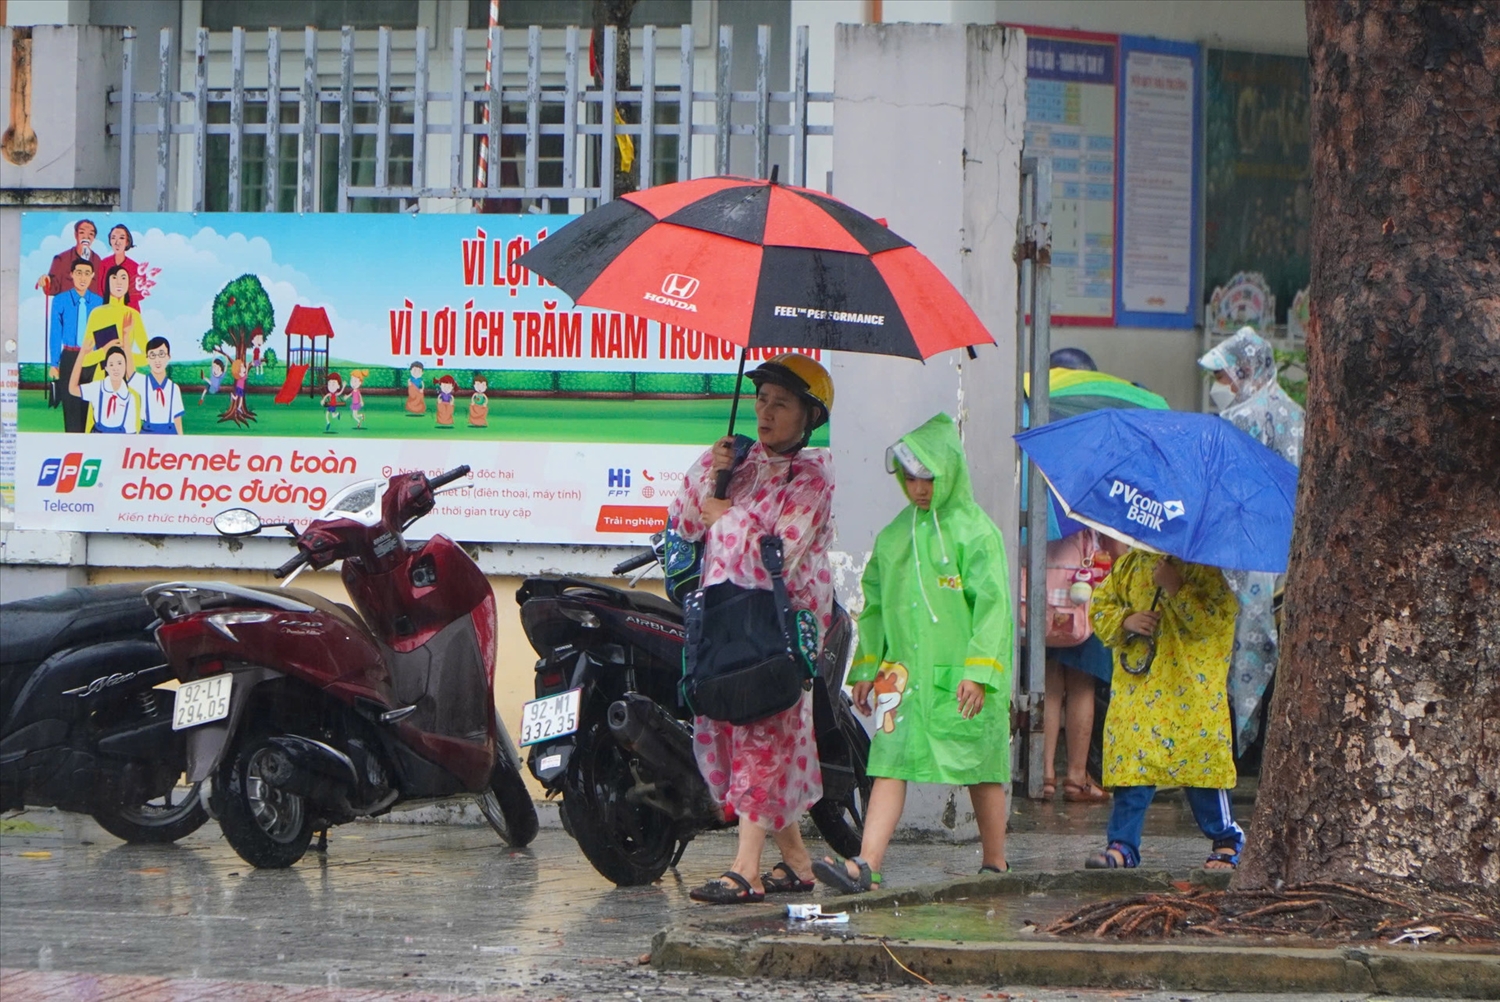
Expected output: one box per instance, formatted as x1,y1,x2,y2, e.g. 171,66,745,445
1205,840,1241,870
1085,841,1139,869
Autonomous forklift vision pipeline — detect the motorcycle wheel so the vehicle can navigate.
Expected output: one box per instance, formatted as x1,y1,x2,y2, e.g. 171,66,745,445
477,761,539,848
561,720,677,887
216,738,315,869
810,704,873,859
92,781,209,844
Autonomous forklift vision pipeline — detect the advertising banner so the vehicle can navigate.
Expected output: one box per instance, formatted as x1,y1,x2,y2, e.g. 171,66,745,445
13,212,821,543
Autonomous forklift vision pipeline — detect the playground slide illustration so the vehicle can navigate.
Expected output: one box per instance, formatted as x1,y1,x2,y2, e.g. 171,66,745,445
274,363,310,404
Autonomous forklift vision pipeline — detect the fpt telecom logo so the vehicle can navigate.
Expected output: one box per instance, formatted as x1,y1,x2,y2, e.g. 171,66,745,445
1108,480,1186,532
38,453,102,493
607,468,632,498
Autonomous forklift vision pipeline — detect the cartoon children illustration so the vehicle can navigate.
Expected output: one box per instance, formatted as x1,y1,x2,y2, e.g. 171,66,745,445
67,344,140,434
434,374,456,428
251,329,266,376
871,662,909,734
322,372,344,433
200,355,227,404
405,362,426,416
49,256,103,433
347,369,367,429
230,357,248,407
138,337,184,435
468,375,489,428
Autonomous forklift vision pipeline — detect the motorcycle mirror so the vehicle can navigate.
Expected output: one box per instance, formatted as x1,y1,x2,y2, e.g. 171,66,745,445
213,507,263,538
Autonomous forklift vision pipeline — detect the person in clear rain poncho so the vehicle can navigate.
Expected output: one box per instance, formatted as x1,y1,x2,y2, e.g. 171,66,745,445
1198,327,1305,753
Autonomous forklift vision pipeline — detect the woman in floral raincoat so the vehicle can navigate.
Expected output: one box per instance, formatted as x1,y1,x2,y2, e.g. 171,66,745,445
815,413,1012,893
1087,550,1244,869
1199,327,1305,753
670,354,836,904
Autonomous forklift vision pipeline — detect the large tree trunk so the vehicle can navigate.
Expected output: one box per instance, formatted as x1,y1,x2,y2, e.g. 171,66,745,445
1235,0,1499,892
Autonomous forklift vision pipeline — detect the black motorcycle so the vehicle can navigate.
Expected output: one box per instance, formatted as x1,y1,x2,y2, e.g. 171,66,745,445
515,540,871,886
0,583,206,842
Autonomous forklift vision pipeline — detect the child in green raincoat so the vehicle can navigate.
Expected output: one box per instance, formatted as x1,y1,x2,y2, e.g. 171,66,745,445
814,414,1013,893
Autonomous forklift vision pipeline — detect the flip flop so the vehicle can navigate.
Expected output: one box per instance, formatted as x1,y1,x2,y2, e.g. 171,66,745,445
761,861,815,894
979,863,1011,874
688,871,765,904
812,855,878,895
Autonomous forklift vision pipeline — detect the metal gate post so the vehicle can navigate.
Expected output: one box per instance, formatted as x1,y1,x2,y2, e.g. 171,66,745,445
1016,156,1053,800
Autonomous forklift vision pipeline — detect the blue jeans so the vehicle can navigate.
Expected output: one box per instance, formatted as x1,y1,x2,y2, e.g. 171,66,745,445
1105,786,1244,866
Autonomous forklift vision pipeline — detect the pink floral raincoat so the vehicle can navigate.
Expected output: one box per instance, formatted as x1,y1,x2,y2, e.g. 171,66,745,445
670,442,835,831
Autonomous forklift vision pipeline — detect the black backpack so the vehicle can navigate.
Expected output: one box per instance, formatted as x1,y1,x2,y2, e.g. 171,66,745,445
681,535,817,726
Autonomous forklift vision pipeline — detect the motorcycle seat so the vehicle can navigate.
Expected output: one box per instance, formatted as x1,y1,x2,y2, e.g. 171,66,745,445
1,584,160,712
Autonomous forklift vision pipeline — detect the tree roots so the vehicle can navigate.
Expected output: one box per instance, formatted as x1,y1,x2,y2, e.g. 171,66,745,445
1044,881,1498,944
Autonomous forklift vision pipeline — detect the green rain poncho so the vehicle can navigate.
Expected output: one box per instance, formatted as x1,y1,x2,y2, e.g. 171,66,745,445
848,414,1013,785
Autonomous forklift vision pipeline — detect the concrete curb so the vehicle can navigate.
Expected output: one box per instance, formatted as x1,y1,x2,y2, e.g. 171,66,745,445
650,926,1500,998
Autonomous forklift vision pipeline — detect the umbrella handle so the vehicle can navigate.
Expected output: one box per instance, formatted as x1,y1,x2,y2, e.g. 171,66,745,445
1118,587,1164,677
714,349,749,500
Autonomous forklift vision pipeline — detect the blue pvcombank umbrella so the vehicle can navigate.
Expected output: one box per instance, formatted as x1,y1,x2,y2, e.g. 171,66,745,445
1014,410,1300,573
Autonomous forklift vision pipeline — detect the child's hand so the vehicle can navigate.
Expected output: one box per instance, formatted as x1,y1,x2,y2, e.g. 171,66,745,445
851,681,874,716
957,680,986,719
1152,558,1183,596
1123,611,1161,636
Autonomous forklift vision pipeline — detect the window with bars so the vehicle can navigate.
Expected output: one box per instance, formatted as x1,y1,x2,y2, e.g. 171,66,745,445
320,102,415,212
204,0,420,32
205,101,301,212
466,0,692,30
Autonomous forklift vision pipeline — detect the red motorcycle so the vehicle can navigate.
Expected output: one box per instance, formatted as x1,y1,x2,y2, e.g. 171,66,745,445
147,465,537,868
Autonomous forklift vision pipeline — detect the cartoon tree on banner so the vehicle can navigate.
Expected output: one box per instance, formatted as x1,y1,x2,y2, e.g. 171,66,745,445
201,273,274,427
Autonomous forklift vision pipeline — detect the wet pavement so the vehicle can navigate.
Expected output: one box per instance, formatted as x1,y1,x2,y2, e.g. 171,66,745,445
1,791,1421,1000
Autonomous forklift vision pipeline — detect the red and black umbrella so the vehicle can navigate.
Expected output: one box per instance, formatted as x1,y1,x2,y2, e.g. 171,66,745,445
517,173,993,359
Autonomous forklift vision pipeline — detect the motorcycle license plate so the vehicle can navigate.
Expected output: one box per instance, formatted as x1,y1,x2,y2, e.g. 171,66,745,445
172,674,232,731
519,688,581,746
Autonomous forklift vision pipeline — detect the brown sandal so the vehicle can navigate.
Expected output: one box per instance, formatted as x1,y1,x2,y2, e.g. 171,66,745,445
1041,777,1057,798
1063,780,1109,803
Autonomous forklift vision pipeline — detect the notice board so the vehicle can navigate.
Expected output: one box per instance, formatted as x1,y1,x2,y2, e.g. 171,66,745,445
1018,29,1202,329
1203,49,1311,324
1021,28,1120,326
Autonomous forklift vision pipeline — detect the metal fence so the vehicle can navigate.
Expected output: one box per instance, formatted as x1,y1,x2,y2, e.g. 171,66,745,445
112,23,830,213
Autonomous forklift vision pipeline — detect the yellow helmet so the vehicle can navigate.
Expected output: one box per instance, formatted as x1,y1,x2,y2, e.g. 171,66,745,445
747,353,834,430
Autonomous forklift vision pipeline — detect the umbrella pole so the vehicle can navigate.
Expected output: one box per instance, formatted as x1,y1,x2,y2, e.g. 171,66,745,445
714,348,748,500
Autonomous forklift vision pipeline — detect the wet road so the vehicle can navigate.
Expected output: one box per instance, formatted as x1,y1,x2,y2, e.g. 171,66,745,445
0,792,1381,1001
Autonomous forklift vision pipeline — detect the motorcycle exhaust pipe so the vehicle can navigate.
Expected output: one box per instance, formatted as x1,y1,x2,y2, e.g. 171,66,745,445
606,694,714,816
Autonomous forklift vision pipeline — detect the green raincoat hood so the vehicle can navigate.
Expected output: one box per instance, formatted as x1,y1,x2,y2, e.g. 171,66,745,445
894,412,974,514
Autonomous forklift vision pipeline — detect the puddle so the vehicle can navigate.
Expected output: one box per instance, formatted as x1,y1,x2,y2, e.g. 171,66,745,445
845,894,1091,943
710,892,1108,944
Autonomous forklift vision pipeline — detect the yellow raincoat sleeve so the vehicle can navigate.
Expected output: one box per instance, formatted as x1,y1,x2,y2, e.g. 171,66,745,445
1162,562,1236,636
960,531,1011,692
847,548,884,683
1089,558,1135,650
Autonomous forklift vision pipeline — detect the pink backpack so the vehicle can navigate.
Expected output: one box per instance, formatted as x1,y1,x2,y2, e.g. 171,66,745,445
1021,530,1100,648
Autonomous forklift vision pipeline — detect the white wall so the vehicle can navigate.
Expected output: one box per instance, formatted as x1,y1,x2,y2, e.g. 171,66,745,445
832,22,1026,836
793,0,1309,409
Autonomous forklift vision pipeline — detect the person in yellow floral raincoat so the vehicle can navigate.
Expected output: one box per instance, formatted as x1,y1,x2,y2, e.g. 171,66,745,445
1086,549,1244,870
814,413,1012,894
